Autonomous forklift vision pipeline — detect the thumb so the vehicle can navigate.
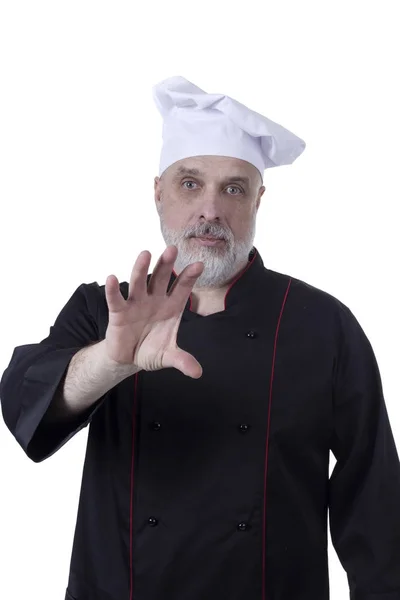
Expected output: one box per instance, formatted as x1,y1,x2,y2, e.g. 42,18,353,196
163,348,203,379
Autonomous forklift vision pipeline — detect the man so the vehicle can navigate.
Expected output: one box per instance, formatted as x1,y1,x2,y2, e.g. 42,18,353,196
1,76,400,600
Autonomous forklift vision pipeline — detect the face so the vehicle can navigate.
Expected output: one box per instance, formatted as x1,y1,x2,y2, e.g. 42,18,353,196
154,155,265,290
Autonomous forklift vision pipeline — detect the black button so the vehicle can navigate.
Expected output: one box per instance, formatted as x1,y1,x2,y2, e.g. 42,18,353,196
150,421,161,431
246,331,257,338
237,522,249,531
238,423,250,433
148,517,158,527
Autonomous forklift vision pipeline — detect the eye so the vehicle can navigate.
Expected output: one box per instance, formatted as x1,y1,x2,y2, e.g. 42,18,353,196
182,181,243,194
182,180,197,190
226,186,242,195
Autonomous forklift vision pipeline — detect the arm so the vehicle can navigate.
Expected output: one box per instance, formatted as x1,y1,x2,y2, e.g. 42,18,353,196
328,302,400,599
42,339,140,423
0,282,134,462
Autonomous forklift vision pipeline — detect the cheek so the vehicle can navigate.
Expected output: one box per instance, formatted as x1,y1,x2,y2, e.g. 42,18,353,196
233,210,255,232
163,205,188,232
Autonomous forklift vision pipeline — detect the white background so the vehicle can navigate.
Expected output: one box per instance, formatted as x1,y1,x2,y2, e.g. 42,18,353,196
1,1,399,598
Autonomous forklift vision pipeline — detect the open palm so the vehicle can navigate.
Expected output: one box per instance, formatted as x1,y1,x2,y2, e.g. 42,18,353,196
104,245,205,379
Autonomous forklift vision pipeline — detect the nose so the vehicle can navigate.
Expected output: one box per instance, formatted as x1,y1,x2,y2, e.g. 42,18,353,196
197,195,225,223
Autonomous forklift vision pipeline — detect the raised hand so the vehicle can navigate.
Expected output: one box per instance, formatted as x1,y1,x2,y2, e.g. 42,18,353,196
104,245,204,378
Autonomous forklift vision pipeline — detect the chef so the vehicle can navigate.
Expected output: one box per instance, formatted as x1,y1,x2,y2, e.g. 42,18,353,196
1,75,400,600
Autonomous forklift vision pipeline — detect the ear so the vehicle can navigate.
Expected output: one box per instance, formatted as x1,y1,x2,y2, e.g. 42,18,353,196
257,186,265,209
155,193,163,216
154,176,162,207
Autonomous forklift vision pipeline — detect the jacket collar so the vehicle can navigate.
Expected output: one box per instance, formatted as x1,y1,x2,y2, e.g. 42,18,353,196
167,246,267,316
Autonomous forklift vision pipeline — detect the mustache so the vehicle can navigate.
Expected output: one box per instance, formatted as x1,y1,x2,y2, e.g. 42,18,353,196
187,226,228,240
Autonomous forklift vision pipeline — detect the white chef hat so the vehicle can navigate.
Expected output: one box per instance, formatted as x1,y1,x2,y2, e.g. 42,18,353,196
152,75,306,183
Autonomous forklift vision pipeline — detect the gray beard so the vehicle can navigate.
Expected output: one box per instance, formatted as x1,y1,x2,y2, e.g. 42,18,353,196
159,215,256,290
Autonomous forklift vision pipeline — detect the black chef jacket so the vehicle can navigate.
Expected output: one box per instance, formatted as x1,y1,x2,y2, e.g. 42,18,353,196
1,246,400,600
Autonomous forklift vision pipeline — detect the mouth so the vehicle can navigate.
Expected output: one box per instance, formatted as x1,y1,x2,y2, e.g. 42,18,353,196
191,236,225,246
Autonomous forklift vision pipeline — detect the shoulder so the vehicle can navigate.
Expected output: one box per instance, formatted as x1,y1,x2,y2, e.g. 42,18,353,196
262,266,362,338
264,265,350,311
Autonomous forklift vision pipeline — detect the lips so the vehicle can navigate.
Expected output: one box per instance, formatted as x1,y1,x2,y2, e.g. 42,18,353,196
192,236,225,247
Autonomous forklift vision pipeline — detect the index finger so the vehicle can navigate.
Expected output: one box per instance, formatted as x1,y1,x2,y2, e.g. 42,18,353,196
167,261,205,305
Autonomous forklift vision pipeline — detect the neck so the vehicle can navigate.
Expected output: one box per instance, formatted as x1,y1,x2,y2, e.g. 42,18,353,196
190,289,228,316
189,254,249,309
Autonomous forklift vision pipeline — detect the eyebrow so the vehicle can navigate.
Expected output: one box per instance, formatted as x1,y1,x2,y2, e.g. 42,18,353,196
172,166,251,187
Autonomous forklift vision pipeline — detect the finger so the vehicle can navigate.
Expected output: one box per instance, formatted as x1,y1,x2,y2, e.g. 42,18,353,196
167,261,204,307
127,251,152,301
147,245,179,297
163,347,203,379
105,274,126,313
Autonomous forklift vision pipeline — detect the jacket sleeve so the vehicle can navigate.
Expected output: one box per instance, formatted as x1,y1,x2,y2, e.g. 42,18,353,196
328,302,400,600
0,282,109,463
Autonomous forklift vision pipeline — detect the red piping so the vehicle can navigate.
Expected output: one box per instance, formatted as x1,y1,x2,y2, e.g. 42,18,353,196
129,371,139,600
223,249,257,308
262,278,292,600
